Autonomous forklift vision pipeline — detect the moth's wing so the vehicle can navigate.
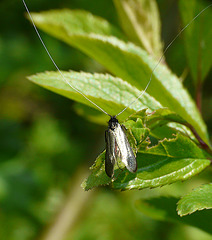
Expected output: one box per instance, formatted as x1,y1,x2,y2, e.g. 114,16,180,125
121,125,137,173
105,129,116,178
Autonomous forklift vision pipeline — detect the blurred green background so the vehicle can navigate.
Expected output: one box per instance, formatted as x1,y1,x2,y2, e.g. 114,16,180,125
0,0,211,240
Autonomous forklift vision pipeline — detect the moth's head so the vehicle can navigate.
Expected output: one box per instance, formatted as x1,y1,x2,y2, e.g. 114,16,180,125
108,116,119,130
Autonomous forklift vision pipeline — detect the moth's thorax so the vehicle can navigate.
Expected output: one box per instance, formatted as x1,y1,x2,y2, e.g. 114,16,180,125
108,116,119,130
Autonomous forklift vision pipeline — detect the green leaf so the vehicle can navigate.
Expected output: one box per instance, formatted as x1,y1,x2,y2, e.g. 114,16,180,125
28,71,161,121
177,183,212,216
81,151,111,190
82,132,210,191
128,108,212,156
146,108,188,127
128,108,188,139
113,134,210,190
135,196,212,234
30,10,209,144
28,9,126,39
179,0,212,83
113,0,163,57
124,119,150,146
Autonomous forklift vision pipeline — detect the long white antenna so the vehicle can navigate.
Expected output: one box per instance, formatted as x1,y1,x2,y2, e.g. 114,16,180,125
22,0,111,117
115,3,212,118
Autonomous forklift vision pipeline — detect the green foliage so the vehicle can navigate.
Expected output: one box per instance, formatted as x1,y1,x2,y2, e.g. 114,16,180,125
29,71,161,121
136,197,212,234
177,183,212,216
30,9,208,143
83,121,210,190
1,0,211,239
179,0,212,84
28,0,212,225
113,0,163,57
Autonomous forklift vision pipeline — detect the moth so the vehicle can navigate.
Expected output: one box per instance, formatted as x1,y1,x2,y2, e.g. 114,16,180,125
22,0,210,178
105,116,137,178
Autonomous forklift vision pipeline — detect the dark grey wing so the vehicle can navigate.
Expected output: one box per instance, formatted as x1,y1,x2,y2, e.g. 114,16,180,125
105,129,116,178
121,125,137,173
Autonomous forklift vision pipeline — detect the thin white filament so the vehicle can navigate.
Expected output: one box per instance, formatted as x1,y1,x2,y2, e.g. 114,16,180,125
22,0,111,117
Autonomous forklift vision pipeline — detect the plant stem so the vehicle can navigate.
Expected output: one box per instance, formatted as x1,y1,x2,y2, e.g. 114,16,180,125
186,123,212,156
